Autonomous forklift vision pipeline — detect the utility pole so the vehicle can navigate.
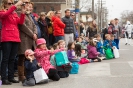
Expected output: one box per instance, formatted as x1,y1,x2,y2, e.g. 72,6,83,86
92,0,94,19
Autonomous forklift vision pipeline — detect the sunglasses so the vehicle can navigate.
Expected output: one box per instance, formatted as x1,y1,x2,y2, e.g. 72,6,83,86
23,2,30,4
7,3,14,5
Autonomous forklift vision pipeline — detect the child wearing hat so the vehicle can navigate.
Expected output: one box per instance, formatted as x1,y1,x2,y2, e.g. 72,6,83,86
23,49,48,86
34,38,65,81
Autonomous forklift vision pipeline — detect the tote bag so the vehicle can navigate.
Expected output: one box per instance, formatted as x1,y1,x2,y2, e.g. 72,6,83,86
55,51,69,66
104,47,114,59
33,68,48,83
113,46,119,58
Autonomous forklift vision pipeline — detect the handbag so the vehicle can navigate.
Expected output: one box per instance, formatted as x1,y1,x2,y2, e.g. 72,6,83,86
70,62,79,74
113,46,119,58
55,51,69,66
104,47,114,59
33,68,48,83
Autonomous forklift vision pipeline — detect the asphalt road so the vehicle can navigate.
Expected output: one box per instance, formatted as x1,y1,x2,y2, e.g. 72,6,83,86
1,39,133,88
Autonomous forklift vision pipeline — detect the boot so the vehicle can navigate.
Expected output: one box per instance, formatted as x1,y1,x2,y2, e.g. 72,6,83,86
18,66,26,81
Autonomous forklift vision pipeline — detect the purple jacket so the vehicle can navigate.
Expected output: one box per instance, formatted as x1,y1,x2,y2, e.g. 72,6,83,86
87,45,99,59
67,50,75,60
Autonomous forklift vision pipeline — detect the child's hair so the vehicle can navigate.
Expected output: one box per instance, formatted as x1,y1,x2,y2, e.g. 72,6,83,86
89,39,96,47
67,42,75,50
75,44,81,57
48,46,53,50
94,34,101,38
57,40,65,45
105,34,111,39
53,43,58,50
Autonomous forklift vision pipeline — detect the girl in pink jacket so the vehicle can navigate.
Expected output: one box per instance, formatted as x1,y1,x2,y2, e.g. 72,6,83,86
34,38,65,81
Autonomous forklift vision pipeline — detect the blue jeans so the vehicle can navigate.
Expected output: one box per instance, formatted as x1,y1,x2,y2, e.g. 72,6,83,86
114,39,119,49
55,36,64,43
1,42,19,80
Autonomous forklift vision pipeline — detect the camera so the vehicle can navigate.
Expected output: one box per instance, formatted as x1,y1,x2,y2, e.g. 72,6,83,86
22,3,25,6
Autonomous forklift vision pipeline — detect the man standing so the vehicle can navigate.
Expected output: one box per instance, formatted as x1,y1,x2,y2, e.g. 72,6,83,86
114,18,122,49
62,9,76,45
52,10,65,43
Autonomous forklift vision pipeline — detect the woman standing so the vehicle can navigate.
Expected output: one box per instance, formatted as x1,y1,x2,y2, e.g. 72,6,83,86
18,0,37,82
86,20,98,39
0,0,25,85
38,12,49,47
46,11,55,45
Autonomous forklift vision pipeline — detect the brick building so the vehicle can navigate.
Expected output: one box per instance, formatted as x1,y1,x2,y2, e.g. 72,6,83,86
31,0,66,14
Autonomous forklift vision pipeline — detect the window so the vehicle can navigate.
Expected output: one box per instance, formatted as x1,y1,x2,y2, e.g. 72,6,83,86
51,6,54,11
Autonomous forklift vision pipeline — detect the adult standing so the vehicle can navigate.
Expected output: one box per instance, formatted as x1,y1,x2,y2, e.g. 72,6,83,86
86,20,98,39
46,11,55,46
38,12,49,47
62,9,76,45
114,18,122,49
52,10,65,43
18,0,37,82
125,21,133,45
0,0,25,85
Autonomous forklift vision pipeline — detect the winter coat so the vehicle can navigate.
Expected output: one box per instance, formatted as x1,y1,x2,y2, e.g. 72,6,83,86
0,5,25,42
96,41,104,54
125,21,133,34
38,19,49,46
86,26,97,38
103,40,116,49
108,24,115,34
87,45,99,59
52,16,65,36
34,48,63,74
25,59,38,80
62,16,75,34
114,24,121,39
18,14,37,54
45,17,53,34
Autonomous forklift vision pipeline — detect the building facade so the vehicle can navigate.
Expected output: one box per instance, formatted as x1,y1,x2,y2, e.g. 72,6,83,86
31,0,66,14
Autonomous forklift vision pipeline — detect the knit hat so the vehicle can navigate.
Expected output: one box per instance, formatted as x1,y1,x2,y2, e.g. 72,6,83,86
25,49,34,57
36,38,46,46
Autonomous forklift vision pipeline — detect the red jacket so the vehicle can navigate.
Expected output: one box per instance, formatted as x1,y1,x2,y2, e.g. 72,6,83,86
0,5,25,42
52,16,65,36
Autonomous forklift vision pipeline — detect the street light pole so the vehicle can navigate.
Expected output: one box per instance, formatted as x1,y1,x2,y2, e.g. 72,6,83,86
92,0,94,19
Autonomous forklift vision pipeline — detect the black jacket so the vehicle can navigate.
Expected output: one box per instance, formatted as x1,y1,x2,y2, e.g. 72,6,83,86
25,59,39,80
62,16,75,34
86,26,97,38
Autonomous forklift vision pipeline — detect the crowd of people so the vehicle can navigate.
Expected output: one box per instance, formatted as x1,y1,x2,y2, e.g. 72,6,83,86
0,0,133,86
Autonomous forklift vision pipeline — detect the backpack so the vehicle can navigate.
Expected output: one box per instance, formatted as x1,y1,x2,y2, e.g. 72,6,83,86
69,62,79,74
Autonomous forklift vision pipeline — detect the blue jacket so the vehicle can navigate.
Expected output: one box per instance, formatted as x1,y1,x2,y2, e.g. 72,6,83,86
25,59,38,80
103,40,116,49
96,41,104,54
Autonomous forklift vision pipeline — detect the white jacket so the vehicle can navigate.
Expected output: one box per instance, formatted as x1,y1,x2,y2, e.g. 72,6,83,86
125,21,133,34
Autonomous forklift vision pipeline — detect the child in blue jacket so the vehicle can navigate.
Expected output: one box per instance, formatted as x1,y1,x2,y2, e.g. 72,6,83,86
103,34,116,49
95,34,104,56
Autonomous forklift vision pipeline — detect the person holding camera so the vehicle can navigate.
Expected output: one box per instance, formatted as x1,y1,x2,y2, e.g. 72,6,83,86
18,0,38,82
0,0,26,85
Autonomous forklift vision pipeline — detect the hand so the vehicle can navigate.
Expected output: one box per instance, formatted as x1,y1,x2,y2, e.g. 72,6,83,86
97,52,100,54
115,29,118,31
33,34,37,41
21,6,26,14
107,44,109,46
101,46,103,48
112,47,115,49
15,0,23,7
28,55,33,62
38,63,41,67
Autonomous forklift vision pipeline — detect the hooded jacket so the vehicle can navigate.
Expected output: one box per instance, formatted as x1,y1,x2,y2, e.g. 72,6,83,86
52,16,65,36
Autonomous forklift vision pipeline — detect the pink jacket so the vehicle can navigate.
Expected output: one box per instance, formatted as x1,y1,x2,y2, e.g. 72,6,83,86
87,45,99,59
34,48,63,74
0,5,25,42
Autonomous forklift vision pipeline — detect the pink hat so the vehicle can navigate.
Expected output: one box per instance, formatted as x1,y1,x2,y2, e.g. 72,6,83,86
25,49,34,57
36,38,46,46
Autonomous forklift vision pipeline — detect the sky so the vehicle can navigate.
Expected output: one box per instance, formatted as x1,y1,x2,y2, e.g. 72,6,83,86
96,0,133,20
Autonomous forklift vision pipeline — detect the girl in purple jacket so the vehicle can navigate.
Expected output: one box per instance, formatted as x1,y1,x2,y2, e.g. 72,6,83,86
87,38,101,62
